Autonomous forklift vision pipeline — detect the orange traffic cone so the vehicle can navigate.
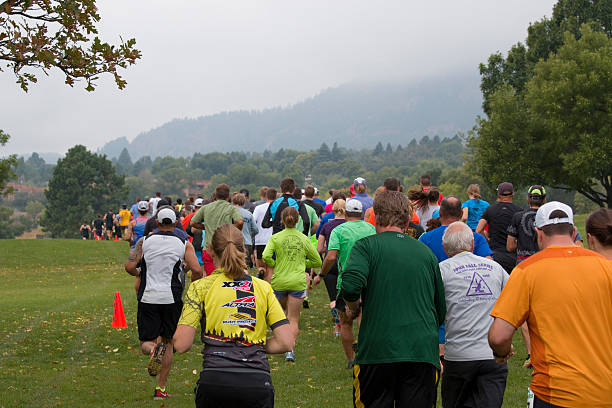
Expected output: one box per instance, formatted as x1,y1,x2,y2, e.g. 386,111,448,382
112,291,127,328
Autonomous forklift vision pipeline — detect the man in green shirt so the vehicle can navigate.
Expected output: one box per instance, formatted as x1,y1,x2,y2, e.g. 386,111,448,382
319,199,375,367
341,190,445,408
191,184,244,251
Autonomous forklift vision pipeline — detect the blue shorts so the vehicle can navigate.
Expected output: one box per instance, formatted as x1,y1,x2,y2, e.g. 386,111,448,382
438,324,446,344
274,290,306,300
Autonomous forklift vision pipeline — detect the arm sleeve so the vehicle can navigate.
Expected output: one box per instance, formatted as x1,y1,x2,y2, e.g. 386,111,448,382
340,239,369,302
304,236,323,269
474,233,493,257
261,203,273,229
327,228,341,251
266,284,289,328
177,281,204,328
262,238,276,267
432,257,446,327
490,268,529,328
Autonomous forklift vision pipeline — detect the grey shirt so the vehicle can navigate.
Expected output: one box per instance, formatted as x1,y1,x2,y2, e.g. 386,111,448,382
439,251,508,361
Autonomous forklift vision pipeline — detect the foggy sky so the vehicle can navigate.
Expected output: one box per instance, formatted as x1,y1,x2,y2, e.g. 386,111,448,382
1,0,556,156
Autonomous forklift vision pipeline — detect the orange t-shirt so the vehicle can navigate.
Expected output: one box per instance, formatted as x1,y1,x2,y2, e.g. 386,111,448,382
367,209,419,226
491,246,612,407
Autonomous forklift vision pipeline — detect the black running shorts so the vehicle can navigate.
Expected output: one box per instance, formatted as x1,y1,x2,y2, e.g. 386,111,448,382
195,369,274,408
137,301,183,342
255,245,266,260
353,362,438,408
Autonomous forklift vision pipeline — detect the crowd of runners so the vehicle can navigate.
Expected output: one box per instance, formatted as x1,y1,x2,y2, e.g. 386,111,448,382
115,175,611,407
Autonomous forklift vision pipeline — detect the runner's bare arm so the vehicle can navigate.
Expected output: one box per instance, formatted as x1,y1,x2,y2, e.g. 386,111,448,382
234,219,244,231
488,317,516,364
124,239,143,276
173,325,196,353
475,219,487,235
320,249,337,276
461,207,469,222
184,241,203,281
506,235,517,252
265,323,294,354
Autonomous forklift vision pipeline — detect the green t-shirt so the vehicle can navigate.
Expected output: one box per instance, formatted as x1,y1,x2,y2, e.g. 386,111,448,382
262,227,322,291
327,220,376,290
341,231,446,368
191,200,243,248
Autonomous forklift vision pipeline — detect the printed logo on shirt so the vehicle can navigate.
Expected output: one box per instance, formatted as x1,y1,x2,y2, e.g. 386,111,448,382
222,312,257,326
466,272,493,297
221,281,253,291
221,296,256,308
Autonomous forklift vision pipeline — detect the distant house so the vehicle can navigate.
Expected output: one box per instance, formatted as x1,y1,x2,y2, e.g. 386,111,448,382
183,180,211,197
4,183,45,201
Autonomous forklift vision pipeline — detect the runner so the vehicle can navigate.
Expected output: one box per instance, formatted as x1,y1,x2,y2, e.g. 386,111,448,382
476,182,522,273
183,198,204,266
149,192,162,216
351,177,373,219
253,188,275,280
420,174,444,205
232,193,258,269
313,199,346,337
118,204,132,241
461,184,490,231
239,188,256,213
506,185,546,263
124,208,203,400
489,202,612,407
408,186,440,230
105,209,115,240
130,197,141,217
262,207,322,362
303,185,324,218
252,186,268,207
79,221,91,240
316,191,346,236
128,201,150,249
440,222,509,407
318,199,375,367
585,207,612,259
173,224,293,408
261,178,310,236
341,190,445,408
92,214,105,240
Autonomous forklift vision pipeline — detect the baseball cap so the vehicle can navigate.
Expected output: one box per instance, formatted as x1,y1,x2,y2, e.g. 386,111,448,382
354,177,366,186
194,198,204,207
528,185,546,197
346,199,363,213
497,182,514,196
137,201,148,211
534,201,573,228
157,208,177,225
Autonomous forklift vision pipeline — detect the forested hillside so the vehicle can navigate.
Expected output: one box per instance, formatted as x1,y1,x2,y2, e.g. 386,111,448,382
99,74,482,159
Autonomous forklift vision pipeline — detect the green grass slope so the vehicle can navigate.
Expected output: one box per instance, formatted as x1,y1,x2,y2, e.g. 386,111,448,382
0,239,535,407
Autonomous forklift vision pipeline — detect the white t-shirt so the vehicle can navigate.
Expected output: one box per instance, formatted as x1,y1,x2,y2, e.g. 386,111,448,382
417,204,440,229
252,202,272,245
149,197,161,214
140,231,186,304
439,251,508,361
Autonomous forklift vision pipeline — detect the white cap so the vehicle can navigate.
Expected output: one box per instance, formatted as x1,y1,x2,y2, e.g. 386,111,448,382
354,177,366,186
194,198,204,207
157,208,177,224
535,201,573,228
346,199,363,213
137,200,148,211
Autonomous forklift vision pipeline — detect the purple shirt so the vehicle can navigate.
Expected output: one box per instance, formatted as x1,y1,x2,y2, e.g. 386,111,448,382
319,218,346,254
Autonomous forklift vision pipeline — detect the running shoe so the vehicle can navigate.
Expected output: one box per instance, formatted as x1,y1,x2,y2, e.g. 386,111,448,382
352,341,358,353
153,387,171,400
302,297,310,309
147,342,166,377
285,351,295,362
256,269,265,280
333,323,341,337
346,360,355,369
331,307,340,324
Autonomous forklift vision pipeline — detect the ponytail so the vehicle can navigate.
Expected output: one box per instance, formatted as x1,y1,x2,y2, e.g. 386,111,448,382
211,224,247,279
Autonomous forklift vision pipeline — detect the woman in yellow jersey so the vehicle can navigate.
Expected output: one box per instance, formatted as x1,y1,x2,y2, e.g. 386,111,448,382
173,224,293,408
262,207,322,362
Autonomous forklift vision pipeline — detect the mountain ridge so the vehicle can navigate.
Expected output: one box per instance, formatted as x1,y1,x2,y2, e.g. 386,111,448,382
99,73,483,159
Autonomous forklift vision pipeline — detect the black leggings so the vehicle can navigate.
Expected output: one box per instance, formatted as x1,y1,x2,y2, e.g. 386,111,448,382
195,370,274,408
323,265,339,302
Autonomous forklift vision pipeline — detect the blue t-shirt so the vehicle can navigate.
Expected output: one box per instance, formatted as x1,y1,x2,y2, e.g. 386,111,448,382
419,225,492,263
461,199,490,230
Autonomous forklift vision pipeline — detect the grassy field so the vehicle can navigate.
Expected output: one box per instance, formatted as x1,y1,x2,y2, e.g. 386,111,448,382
1,238,558,408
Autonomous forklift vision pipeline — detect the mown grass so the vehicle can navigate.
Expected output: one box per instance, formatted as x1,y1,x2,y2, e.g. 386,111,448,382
0,237,558,407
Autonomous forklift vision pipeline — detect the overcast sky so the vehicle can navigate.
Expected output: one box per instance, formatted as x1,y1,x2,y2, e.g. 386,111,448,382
1,0,556,156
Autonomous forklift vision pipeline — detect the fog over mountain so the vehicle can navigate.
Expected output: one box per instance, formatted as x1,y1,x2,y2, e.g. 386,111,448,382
100,72,482,159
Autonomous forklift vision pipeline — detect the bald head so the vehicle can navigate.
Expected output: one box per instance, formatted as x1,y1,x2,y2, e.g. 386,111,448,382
442,221,474,257
439,196,462,224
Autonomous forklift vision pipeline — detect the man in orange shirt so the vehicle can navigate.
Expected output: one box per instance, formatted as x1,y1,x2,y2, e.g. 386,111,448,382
488,202,612,407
